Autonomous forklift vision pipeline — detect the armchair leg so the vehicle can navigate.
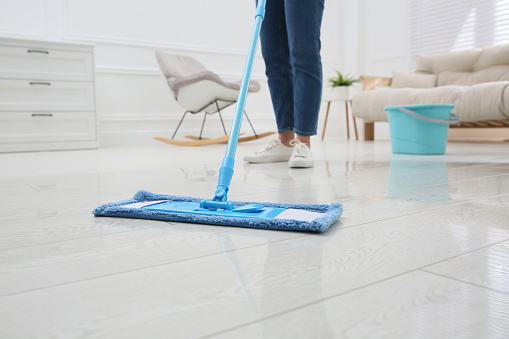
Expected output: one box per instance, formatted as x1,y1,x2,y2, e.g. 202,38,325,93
215,100,227,136
364,121,374,141
243,110,258,138
199,113,208,140
172,110,190,139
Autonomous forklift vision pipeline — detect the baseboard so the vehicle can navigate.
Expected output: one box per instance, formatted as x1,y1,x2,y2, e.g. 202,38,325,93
0,140,98,153
96,112,357,147
98,115,278,147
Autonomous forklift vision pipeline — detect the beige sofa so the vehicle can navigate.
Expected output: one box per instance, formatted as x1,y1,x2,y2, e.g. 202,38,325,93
352,44,509,140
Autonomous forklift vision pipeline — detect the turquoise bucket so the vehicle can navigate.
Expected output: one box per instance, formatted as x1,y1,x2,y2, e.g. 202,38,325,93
385,104,459,155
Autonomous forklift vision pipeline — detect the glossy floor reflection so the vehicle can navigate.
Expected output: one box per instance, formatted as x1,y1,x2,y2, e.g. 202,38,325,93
0,138,508,338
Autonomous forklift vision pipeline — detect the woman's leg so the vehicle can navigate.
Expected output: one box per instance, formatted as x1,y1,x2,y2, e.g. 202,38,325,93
244,0,318,166
259,0,295,146
284,0,325,144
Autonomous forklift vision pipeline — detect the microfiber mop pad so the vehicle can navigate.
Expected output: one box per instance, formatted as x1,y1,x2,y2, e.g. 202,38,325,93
93,190,342,233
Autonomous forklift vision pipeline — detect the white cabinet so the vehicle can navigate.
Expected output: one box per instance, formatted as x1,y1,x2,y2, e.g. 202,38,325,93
0,45,94,82
0,80,95,111
0,112,97,143
0,37,98,152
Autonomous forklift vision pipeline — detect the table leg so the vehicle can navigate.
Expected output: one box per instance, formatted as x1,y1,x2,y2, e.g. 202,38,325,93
345,102,350,139
347,101,358,140
321,101,331,140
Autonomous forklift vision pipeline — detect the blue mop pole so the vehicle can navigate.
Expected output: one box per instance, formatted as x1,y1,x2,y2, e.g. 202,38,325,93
201,0,266,210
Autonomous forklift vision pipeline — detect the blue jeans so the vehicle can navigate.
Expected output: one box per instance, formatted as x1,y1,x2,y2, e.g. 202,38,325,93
259,0,325,136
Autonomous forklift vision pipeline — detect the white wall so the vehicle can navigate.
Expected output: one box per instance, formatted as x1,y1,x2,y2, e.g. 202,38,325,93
343,0,411,140
357,0,410,76
0,0,346,146
342,0,411,81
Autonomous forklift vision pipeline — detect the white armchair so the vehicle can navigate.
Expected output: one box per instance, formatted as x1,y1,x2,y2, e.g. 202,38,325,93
155,52,274,145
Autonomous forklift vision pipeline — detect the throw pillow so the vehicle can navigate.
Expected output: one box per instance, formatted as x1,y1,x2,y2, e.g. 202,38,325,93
391,72,438,88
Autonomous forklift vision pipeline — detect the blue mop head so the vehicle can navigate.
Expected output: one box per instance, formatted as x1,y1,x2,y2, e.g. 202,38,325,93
93,190,342,232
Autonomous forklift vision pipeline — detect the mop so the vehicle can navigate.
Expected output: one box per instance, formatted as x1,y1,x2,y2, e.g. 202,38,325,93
93,0,343,232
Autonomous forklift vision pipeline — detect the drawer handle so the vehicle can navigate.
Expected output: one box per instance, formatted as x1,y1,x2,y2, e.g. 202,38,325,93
27,49,49,54
29,82,51,86
32,113,53,117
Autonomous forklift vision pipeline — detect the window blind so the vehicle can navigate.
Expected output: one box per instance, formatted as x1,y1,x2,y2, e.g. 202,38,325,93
410,0,509,70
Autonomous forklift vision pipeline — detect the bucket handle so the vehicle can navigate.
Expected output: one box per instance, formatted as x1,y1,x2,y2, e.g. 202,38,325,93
399,107,460,125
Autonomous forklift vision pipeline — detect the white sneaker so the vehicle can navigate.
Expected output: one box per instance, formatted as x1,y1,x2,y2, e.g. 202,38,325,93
288,140,314,168
243,139,294,163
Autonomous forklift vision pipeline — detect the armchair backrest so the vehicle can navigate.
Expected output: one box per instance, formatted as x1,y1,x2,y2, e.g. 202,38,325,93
155,52,210,95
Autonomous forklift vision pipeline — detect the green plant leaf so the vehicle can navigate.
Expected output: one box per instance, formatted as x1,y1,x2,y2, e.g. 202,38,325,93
328,70,360,87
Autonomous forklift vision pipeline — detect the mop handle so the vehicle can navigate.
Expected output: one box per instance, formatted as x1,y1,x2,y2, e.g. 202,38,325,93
226,0,266,158
202,0,266,209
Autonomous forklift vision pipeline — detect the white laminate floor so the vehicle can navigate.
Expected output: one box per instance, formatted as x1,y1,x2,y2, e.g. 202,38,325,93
1,138,508,338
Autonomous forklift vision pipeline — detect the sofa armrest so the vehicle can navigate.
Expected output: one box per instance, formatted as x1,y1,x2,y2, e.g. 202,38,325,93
360,76,392,91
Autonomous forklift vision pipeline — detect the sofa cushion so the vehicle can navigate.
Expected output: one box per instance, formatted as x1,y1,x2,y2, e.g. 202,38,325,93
437,65,509,86
475,44,509,71
437,71,474,86
352,81,509,122
416,49,479,74
415,44,509,86
352,86,465,121
456,82,509,121
391,71,437,88
472,65,509,83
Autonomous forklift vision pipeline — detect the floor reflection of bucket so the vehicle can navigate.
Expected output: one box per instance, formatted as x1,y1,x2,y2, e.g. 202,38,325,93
386,158,451,203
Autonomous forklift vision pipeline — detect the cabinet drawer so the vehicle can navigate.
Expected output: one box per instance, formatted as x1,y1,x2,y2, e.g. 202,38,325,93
0,112,96,143
0,79,95,111
0,45,93,82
